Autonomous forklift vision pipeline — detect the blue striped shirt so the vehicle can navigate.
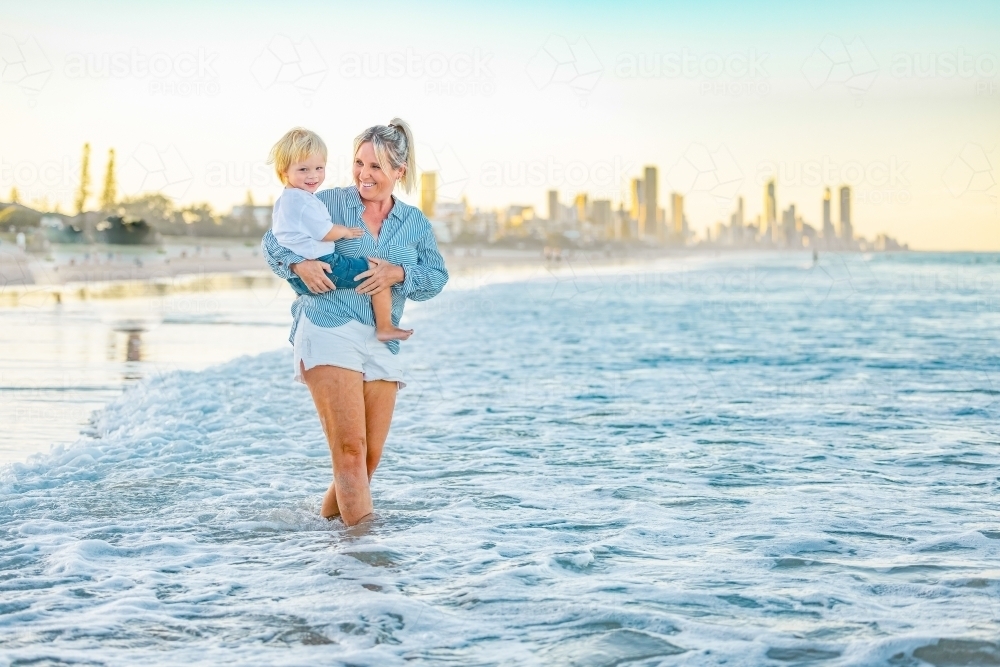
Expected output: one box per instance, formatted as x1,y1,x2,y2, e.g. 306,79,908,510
261,186,449,354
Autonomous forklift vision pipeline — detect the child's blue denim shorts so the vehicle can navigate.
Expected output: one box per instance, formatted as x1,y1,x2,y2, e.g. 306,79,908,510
287,252,369,295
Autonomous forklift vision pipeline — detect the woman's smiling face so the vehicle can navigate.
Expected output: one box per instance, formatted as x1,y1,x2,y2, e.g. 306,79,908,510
353,141,403,202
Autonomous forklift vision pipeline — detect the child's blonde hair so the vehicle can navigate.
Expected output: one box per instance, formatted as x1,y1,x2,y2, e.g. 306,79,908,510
268,128,328,185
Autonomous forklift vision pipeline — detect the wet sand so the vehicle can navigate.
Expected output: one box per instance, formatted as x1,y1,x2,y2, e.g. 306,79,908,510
0,238,659,307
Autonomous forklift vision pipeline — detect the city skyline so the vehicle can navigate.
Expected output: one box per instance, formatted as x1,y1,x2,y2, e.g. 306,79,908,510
2,0,998,249
0,143,926,252
418,157,902,251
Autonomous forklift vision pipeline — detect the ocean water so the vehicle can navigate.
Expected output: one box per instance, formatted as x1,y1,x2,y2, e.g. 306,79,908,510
2,252,1000,666
0,282,295,463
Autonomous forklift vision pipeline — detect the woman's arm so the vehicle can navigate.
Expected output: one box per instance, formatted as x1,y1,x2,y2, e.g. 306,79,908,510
395,228,449,302
261,229,335,293
261,229,306,280
354,228,449,301
393,229,448,301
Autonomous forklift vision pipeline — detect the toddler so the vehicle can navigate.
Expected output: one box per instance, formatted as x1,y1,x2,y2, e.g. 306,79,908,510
268,127,412,342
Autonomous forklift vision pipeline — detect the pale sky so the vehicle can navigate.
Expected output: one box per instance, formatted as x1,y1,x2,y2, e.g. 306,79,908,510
2,0,998,250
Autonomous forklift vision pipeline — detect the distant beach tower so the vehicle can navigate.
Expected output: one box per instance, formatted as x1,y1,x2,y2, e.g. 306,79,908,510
763,179,777,242
591,199,612,238
630,177,644,231
641,166,658,240
729,196,744,243
420,172,437,218
822,187,835,245
575,193,588,224
839,185,853,243
671,192,685,241
547,189,559,223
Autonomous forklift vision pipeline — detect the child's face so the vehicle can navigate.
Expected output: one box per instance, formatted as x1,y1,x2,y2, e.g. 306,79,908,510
285,153,326,193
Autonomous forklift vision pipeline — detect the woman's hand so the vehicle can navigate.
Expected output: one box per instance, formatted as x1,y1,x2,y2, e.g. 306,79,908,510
291,259,335,294
355,257,405,296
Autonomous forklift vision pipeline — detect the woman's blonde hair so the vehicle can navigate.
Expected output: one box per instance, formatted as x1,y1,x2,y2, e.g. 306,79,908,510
353,118,416,193
268,127,327,185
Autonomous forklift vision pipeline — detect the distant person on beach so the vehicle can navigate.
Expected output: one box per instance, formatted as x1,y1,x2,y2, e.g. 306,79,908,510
261,119,448,526
268,127,413,342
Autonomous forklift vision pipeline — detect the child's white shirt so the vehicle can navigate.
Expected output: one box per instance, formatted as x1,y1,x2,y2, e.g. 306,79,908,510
271,187,336,260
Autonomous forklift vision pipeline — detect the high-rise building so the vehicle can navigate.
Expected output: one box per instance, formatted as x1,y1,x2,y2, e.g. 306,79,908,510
420,172,437,218
729,196,744,242
763,179,777,242
642,166,658,239
547,189,559,223
575,193,588,225
839,186,852,242
671,192,684,239
615,203,630,239
822,187,835,242
592,199,612,237
781,204,796,245
630,178,644,224
730,196,744,227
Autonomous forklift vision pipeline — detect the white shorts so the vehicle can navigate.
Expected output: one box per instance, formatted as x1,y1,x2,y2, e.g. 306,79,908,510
292,315,406,389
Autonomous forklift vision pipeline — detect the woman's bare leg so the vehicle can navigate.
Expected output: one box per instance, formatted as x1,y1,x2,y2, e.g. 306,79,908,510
302,363,373,526
321,482,340,518
320,380,397,515
363,380,398,479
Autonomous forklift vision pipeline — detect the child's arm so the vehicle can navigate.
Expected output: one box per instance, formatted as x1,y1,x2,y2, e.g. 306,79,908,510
321,224,364,242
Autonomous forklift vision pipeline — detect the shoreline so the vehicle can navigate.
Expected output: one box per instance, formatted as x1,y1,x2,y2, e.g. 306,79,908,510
0,242,678,307
0,269,282,308
0,238,927,308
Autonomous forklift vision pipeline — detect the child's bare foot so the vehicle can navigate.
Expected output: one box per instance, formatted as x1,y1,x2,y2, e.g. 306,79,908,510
376,327,413,342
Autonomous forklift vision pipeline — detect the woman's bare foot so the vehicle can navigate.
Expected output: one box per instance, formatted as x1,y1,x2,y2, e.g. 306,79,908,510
376,327,413,342
321,482,340,519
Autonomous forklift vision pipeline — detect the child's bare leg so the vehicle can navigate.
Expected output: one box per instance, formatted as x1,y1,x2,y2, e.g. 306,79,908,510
372,287,413,342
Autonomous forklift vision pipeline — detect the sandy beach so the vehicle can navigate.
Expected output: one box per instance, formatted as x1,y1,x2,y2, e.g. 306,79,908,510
0,237,674,307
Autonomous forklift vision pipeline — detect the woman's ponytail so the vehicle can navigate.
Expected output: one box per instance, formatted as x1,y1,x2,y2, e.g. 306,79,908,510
388,118,416,194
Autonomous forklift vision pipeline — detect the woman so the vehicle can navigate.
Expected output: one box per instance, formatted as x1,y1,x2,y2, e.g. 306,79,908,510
262,119,448,526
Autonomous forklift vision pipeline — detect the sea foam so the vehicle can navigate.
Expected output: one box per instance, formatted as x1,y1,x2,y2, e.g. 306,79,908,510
2,252,1000,665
